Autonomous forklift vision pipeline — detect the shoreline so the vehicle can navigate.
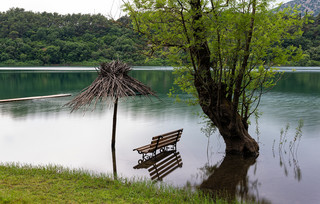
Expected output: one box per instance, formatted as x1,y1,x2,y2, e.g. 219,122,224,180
1,66,320,71
0,163,217,203
0,66,174,71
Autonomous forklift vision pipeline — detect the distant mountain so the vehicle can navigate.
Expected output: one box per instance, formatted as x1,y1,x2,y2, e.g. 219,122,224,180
279,0,320,16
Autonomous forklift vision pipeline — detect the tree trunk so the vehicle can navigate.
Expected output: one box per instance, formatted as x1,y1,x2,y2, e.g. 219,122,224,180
195,78,259,156
190,0,259,156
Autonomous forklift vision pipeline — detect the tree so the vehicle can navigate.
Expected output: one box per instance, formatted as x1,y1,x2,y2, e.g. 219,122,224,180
124,0,304,155
0,8,165,66
46,45,62,64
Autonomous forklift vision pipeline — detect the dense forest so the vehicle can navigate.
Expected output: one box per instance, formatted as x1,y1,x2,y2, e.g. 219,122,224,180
1,8,320,67
288,14,320,66
0,8,168,66
279,0,320,17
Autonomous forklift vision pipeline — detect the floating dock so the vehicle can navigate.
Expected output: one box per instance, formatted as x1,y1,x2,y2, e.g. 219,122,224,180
0,94,71,103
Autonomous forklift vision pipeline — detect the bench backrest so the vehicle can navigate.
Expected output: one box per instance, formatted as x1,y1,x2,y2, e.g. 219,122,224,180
148,129,183,151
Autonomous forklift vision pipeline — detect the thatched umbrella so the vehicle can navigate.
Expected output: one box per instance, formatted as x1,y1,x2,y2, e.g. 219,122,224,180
67,60,156,150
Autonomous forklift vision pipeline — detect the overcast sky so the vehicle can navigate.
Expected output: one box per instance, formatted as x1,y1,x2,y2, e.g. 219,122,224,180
0,0,124,18
1,0,292,17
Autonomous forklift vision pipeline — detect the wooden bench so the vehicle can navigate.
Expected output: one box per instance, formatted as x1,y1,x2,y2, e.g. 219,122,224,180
133,129,183,162
133,151,183,181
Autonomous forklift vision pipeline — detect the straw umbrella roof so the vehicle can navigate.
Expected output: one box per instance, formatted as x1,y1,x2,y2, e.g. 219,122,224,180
67,60,157,111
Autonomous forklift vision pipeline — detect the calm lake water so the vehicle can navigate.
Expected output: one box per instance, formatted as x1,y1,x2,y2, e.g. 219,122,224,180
0,67,319,204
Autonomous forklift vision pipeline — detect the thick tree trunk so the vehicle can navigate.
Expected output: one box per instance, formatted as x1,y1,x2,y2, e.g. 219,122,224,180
195,78,259,156
221,121,259,156
190,0,259,156
190,41,259,155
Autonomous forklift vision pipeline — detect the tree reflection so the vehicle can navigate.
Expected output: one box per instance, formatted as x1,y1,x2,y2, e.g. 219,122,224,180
199,154,271,204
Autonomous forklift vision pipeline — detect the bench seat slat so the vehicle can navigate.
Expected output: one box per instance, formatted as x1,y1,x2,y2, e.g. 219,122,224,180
133,129,183,157
135,135,180,151
156,138,180,146
134,147,157,153
152,134,179,141
133,144,150,151
135,139,178,152
149,137,180,148
151,135,181,144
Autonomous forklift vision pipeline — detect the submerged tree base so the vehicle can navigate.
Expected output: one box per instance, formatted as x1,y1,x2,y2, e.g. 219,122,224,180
224,133,260,157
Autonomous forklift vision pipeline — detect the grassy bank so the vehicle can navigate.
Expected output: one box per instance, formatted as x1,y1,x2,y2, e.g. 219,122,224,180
0,164,222,203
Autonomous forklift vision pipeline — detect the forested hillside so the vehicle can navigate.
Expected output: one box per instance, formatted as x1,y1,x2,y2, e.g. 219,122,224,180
285,13,320,66
0,8,167,66
1,7,320,67
279,0,320,16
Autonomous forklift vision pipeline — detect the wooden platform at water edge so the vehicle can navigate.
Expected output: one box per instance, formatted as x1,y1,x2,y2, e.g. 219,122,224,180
0,94,71,103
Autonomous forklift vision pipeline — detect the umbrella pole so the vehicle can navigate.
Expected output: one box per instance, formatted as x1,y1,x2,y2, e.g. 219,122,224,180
112,148,117,179
111,98,118,150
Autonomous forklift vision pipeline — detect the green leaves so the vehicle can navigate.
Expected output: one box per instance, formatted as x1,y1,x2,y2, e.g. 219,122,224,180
0,9,157,66
125,0,304,120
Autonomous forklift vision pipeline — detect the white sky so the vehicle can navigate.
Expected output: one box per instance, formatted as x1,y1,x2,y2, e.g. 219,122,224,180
0,0,124,18
0,0,292,17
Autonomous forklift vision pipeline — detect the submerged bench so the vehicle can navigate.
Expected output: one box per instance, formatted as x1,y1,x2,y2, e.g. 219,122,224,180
133,129,183,162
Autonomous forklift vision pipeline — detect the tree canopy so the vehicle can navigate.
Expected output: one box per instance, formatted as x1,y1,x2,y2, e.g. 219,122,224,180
0,8,168,66
286,13,320,66
124,0,305,155
0,7,318,67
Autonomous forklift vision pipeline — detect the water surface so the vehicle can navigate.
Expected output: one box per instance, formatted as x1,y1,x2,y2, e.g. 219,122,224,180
0,68,319,204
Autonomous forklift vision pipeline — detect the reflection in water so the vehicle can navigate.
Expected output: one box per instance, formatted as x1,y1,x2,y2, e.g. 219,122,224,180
133,151,183,181
199,155,270,204
200,120,218,165
0,71,97,100
272,120,304,181
272,72,320,94
112,148,117,179
0,70,189,118
1,70,320,203
0,71,97,118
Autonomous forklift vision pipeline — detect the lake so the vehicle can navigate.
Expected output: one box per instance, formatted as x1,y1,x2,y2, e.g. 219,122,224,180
0,67,319,204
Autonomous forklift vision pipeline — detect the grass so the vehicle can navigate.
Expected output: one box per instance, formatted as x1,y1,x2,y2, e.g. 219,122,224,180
0,163,224,204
